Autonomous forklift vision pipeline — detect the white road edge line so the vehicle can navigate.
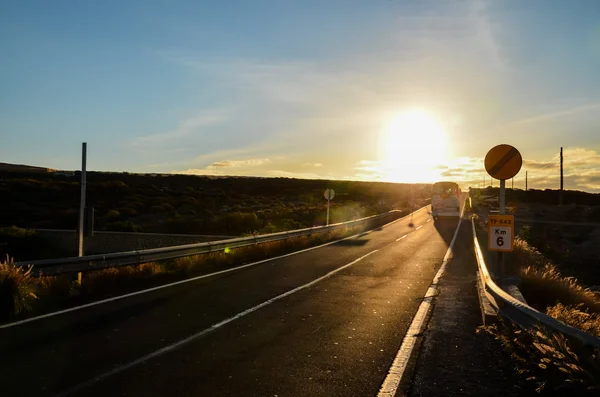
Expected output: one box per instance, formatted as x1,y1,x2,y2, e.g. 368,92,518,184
54,249,380,397
377,207,465,397
1,206,428,330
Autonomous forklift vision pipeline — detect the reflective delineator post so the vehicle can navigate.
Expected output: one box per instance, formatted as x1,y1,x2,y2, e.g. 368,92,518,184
77,142,87,285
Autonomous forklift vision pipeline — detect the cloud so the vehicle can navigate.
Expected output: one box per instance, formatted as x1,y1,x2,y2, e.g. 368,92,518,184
440,167,466,177
173,157,331,180
523,159,556,170
519,147,600,192
131,109,228,148
469,0,507,71
207,158,271,169
505,102,600,127
266,170,326,179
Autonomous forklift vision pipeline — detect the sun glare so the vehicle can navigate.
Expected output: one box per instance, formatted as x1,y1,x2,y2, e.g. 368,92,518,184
380,110,449,182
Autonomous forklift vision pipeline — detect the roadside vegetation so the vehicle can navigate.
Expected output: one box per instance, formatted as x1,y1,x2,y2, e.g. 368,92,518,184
471,192,600,394
479,320,600,395
0,171,430,261
0,213,400,322
477,237,600,394
512,237,600,328
0,171,430,235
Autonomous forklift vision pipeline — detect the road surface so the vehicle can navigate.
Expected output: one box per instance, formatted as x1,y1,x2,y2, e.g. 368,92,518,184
1,207,461,397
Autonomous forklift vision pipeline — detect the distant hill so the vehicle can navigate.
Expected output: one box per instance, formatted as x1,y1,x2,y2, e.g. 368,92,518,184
0,162,56,173
0,171,431,235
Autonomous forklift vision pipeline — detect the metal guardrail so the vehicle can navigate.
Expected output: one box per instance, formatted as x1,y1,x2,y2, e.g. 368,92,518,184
471,216,600,348
15,209,411,277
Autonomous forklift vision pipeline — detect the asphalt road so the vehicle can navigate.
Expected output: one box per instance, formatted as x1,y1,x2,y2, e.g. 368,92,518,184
1,207,460,397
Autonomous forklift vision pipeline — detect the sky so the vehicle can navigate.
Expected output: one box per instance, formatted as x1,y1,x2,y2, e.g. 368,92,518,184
2,0,600,192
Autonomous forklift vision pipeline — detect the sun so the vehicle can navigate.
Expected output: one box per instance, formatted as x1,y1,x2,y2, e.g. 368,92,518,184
379,110,449,182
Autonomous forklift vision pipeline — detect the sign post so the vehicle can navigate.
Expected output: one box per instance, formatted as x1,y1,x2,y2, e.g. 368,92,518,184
484,144,522,278
324,188,335,226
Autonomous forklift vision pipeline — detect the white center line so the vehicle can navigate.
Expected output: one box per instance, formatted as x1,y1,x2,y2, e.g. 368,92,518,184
396,235,407,242
55,249,380,397
2,206,429,330
415,225,423,230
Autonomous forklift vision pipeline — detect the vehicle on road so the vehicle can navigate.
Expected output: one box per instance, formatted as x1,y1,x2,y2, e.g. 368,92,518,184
431,181,461,220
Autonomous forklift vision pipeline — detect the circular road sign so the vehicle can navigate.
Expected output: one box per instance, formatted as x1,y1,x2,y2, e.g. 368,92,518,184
484,144,523,180
324,188,335,200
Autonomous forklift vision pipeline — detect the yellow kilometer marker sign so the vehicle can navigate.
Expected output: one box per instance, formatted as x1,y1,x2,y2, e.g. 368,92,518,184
488,214,515,252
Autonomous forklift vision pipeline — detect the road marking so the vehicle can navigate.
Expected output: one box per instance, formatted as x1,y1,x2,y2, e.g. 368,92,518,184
378,203,465,397
54,249,380,397
415,225,422,230
0,206,428,329
426,218,431,223
396,235,407,242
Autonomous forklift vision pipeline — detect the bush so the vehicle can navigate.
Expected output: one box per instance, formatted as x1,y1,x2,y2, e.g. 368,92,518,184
105,221,143,232
0,226,35,237
105,209,120,219
519,225,532,242
219,212,261,235
546,303,600,337
480,320,600,394
0,257,37,319
520,264,600,313
513,237,600,314
0,228,74,261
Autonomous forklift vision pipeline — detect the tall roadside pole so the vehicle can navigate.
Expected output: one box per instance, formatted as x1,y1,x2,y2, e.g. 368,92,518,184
77,142,87,284
484,144,522,280
324,188,335,226
559,147,564,206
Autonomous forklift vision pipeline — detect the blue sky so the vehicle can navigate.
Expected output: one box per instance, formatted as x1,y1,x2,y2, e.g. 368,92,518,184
2,0,600,191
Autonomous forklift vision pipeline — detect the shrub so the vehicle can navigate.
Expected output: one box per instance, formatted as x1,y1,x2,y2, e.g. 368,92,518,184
519,264,600,314
105,209,120,219
518,225,531,242
0,226,35,237
0,257,37,318
480,320,600,394
546,303,600,337
105,221,143,232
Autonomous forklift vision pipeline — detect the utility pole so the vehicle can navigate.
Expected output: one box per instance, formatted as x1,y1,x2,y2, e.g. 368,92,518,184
526,171,528,191
511,177,514,190
77,142,87,285
559,147,564,206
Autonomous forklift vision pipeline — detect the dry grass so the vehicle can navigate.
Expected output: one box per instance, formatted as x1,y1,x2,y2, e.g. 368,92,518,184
0,221,373,320
511,237,600,315
479,319,600,394
546,304,600,338
0,256,38,317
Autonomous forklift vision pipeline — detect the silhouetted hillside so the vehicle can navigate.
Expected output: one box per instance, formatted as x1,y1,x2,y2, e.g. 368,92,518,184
0,171,432,235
